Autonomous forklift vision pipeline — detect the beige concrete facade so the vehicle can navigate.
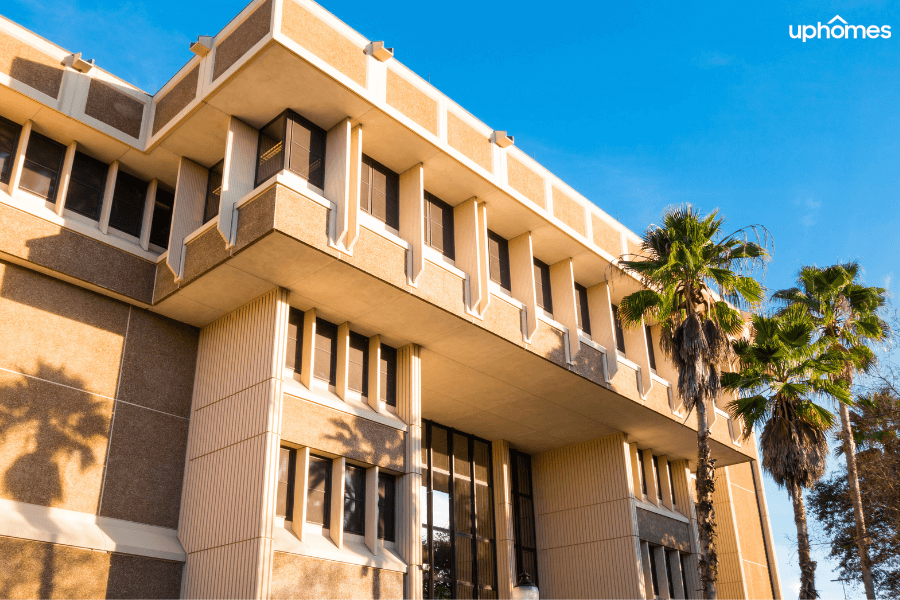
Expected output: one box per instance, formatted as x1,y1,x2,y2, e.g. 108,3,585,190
0,0,780,597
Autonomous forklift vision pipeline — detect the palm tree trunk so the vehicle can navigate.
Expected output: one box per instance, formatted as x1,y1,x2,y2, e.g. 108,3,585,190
791,480,817,600
839,401,876,599
695,399,718,600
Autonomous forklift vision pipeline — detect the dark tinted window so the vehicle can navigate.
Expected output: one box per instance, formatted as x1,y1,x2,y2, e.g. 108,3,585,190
361,154,399,229
343,464,366,535
487,230,511,292
649,546,660,597
203,160,223,224
65,151,107,220
20,132,65,201
313,319,338,385
612,305,626,353
348,332,368,396
307,455,331,526
286,308,304,372
378,472,396,541
380,344,397,408
533,258,552,315
149,187,174,248
276,446,295,520
511,450,538,584
575,283,590,335
288,113,326,189
637,449,648,496
669,464,677,508
653,455,662,500
646,325,657,370
108,170,146,237
0,116,22,184
256,113,286,186
667,550,676,598
424,192,455,260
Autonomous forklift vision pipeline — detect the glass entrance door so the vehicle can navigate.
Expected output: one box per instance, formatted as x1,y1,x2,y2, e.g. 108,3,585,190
421,421,498,599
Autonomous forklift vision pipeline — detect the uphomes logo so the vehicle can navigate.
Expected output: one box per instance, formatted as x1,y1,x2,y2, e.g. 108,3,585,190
790,16,891,41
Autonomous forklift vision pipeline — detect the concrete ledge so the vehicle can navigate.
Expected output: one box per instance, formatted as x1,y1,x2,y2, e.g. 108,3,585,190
0,498,185,562
273,519,407,573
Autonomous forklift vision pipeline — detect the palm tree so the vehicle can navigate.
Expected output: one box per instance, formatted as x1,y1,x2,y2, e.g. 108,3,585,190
618,205,769,599
773,263,888,599
724,307,849,600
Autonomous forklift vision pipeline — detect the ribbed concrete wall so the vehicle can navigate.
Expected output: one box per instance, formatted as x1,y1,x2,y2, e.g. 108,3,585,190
396,344,423,599
532,433,644,599
179,288,289,598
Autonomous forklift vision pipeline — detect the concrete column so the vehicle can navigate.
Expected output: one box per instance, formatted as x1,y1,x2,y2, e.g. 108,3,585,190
335,322,350,400
219,116,257,247
475,201,491,315
139,179,158,250
98,160,119,234
293,447,310,541
325,117,351,249
7,119,32,195
508,231,537,340
549,257,579,360
367,335,382,412
400,164,424,284
621,315,654,397
640,541,655,600
658,456,674,511
330,457,346,548
668,550,686,599
300,308,316,390
654,545,671,599
585,281,618,380
345,125,362,252
365,465,379,555
178,288,289,599
491,440,516,599
642,449,658,506
55,140,77,215
629,442,644,499
397,344,423,599
166,157,208,278
752,458,783,599
453,197,482,313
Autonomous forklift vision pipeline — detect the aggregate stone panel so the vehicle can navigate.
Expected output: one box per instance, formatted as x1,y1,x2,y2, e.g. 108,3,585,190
270,551,404,600
385,69,438,135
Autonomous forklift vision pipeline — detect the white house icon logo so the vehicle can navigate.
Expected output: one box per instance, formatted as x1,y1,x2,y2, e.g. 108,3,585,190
790,15,891,41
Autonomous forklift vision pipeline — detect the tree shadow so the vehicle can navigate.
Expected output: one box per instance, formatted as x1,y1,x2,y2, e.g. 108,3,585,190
324,415,406,473
0,362,111,597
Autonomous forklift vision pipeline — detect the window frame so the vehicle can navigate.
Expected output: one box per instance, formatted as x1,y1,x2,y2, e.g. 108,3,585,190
377,471,396,542
637,449,648,497
343,463,366,536
19,131,66,201
645,324,657,371
612,305,626,353
347,331,369,397
575,282,591,335
276,446,297,521
0,116,23,185
313,318,338,387
486,230,512,293
533,258,553,316
203,159,224,224
149,186,175,249
306,453,333,527
360,154,400,231
510,449,539,585
108,169,147,238
64,150,108,221
423,191,456,260
253,109,326,190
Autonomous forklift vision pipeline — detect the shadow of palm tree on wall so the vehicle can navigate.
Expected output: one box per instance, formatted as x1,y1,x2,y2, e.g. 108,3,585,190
0,362,111,598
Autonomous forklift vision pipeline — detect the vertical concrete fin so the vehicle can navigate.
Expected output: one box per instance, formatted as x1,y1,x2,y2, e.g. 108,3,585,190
167,157,208,279
476,201,491,315
549,257,579,360
509,231,537,340
325,117,351,249
399,163,424,284
453,197,481,313
586,281,619,380
219,116,257,246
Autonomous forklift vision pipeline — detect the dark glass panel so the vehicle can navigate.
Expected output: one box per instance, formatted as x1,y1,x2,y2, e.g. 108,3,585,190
380,344,397,407
203,160,223,223
343,464,365,535
287,113,325,189
65,151,107,220
487,230,512,291
276,447,293,519
533,258,553,314
313,319,337,385
612,305,626,352
286,308,303,371
425,192,455,259
432,427,449,473
256,113,286,186
348,331,368,395
149,187,174,248
477,538,496,587
454,477,471,532
638,450,648,495
108,170,146,237
378,473,396,541
576,283,591,335
20,132,65,200
649,547,660,596
475,483,493,538
0,116,21,183
453,434,470,479
646,325,657,370
456,536,474,584
306,455,331,525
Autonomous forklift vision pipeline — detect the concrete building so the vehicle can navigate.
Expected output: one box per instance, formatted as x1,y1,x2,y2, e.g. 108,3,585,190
0,0,781,598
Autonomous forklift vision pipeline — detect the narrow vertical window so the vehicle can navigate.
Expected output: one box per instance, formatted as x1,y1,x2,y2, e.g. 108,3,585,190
612,305,626,353
313,319,338,386
348,331,369,396
343,464,366,535
149,186,175,248
380,344,397,408
487,230,511,292
637,450,648,496
575,282,591,335
653,455,662,501
648,546,660,598
306,455,331,526
533,258,553,315
276,446,295,519
65,151,107,220
679,552,689,597
109,170,147,237
424,192,455,259
646,325,657,370
669,463,677,508
255,113,286,186
286,308,304,373
378,472,396,542
511,450,539,584
666,549,676,599
19,132,65,201
203,160,223,223
360,154,400,230
288,113,326,189
0,116,22,184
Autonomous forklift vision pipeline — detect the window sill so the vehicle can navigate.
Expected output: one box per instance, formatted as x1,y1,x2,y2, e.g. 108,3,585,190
488,282,525,310
358,211,409,250
274,519,407,572
282,370,408,432
617,354,640,372
239,170,333,212
536,311,568,335
423,245,466,279
182,213,219,245
650,372,670,387
632,495,689,523
577,334,608,356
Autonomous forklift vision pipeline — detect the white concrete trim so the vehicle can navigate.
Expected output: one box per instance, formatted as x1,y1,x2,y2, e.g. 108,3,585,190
358,211,409,249
423,245,465,280
273,518,407,573
0,497,185,562
489,282,525,310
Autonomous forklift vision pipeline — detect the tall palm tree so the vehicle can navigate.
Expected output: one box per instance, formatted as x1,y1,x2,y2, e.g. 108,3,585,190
618,205,769,600
724,307,849,600
773,263,888,599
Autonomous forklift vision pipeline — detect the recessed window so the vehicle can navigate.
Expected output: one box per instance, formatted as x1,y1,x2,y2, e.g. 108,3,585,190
378,472,396,542
533,258,553,316
255,110,326,190
645,325,657,370
149,187,175,248
653,455,662,500
637,449,648,496
612,305,626,353
511,450,539,584
20,132,66,201
0,116,22,184
575,282,590,335
679,553,689,596
648,546,661,598
203,160,223,224
348,332,369,396
380,344,397,408
487,230,511,292
109,170,147,237
343,464,366,535
424,192,455,260
666,549,677,599
286,308,304,373
65,151,107,221
361,154,399,230
669,464,677,508
313,318,338,386
276,446,296,520
306,455,332,526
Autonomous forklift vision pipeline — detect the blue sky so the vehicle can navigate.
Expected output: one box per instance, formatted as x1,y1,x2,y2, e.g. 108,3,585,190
4,0,898,597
